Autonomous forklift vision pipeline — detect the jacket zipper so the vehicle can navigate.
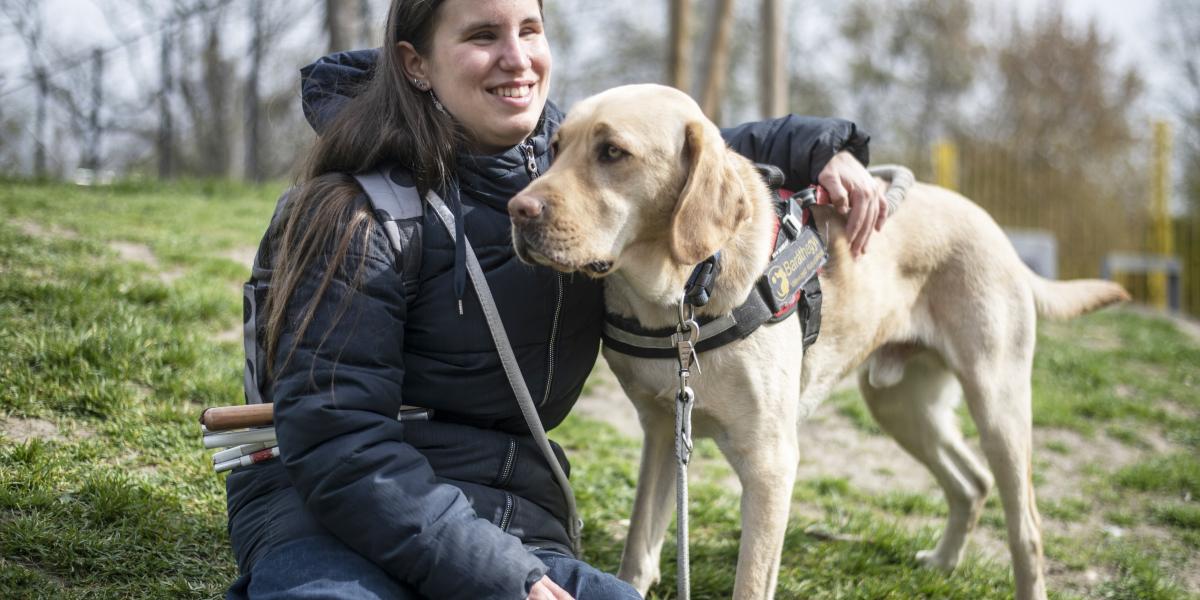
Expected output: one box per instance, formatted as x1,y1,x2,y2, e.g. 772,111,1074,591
540,273,563,407
521,140,539,179
497,438,518,486
499,493,515,531
522,140,563,408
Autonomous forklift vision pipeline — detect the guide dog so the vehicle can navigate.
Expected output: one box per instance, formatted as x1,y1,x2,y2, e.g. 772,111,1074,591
508,84,1128,600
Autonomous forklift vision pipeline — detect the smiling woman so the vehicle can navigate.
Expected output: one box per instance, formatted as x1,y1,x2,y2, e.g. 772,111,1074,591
223,0,884,598
398,0,552,153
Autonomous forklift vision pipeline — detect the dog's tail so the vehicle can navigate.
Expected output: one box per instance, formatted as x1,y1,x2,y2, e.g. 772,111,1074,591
1027,267,1130,320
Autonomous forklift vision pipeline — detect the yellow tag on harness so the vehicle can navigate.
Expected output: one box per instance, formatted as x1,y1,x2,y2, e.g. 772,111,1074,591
759,225,826,315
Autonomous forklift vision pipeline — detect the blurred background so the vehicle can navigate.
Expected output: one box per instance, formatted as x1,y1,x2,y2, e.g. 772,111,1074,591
1,0,1197,317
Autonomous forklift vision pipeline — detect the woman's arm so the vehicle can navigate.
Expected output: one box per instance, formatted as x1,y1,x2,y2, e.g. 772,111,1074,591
722,115,887,256
721,114,869,189
272,216,546,599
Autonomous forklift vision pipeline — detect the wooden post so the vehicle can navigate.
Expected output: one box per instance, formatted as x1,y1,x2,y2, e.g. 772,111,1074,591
668,0,692,92
700,0,735,121
932,139,958,191
1149,120,1173,310
760,0,786,118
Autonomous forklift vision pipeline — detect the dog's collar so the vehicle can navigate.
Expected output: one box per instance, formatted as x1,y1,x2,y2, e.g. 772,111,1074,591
602,293,776,358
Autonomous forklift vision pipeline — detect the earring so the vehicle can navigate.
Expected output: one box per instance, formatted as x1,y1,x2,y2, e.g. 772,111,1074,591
412,78,430,91
429,90,447,115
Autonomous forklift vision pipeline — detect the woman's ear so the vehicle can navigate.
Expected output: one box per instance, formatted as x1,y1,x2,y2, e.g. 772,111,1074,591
396,41,429,85
669,121,749,265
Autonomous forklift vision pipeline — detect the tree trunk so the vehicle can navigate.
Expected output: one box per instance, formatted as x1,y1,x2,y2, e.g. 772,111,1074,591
158,23,174,180
667,0,692,93
358,0,374,47
700,0,735,121
203,20,230,177
760,0,786,118
33,66,47,179
84,49,103,171
244,0,263,182
324,0,355,52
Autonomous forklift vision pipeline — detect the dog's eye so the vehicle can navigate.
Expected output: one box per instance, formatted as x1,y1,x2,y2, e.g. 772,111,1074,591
598,143,628,163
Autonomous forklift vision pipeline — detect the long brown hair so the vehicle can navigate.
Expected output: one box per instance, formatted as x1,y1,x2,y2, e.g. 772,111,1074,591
263,0,460,377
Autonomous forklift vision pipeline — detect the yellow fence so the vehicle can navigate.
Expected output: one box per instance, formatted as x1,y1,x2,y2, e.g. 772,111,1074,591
920,124,1198,318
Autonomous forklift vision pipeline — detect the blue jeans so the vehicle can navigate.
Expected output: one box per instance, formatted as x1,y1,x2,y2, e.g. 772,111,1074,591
226,534,642,599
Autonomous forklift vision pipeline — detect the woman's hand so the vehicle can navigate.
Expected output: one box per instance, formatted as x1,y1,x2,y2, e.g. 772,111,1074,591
527,575,574,600
816,150,889,258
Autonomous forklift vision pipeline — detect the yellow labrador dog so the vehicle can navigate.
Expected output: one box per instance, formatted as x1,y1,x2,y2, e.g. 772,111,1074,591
508,84,1127,600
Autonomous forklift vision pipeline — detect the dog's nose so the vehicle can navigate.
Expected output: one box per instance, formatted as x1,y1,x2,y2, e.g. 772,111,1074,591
509,193,545,220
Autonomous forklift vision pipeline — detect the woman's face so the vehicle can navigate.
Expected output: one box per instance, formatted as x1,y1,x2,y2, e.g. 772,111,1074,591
402,0,551,153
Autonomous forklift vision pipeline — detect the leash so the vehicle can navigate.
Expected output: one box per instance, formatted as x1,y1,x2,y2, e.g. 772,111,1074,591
672,298,700,600
426,190,584,557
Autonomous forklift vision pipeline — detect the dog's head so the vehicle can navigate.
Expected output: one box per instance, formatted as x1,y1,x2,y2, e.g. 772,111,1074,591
509,84,751,276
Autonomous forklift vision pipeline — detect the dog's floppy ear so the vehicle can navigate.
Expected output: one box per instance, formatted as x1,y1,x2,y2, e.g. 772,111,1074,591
670,120,748,265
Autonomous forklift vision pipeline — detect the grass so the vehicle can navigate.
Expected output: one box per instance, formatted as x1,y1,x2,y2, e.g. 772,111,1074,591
1,178,1198,598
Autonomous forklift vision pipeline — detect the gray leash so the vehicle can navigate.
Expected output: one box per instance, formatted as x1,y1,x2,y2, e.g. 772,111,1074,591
425,191,584,557
866,164,915,217
672,300,700,600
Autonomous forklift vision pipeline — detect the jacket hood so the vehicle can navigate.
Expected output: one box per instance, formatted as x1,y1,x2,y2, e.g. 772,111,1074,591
300,49,378,135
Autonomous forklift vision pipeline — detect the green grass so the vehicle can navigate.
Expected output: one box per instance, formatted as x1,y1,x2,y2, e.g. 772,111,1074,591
1115,453,1200,497
2,179,1198,598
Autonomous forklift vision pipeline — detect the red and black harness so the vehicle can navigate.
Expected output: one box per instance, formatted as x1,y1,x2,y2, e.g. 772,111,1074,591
601,165,828,359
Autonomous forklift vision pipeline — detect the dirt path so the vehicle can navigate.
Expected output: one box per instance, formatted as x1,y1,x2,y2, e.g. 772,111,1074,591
576,360,938,496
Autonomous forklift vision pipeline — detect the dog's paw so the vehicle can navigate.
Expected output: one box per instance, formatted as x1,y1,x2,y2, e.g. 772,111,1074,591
618,566,660,596
916,548,958,572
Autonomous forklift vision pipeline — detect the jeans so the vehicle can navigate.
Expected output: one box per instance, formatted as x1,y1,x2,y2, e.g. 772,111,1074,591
226,534,642,600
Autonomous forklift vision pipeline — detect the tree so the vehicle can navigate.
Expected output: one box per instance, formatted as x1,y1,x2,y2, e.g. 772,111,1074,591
178,6,233,177
667,0,692,92
991,10,1141,179
1,0,49,177
698,0,735,120
962,7,1145,279
243,0,306,181
245,0,264,182
325,0,358,53
155,5,176,178
1160,0,1200,214
759,0,785,118
839,0,980,164
83,50,104,172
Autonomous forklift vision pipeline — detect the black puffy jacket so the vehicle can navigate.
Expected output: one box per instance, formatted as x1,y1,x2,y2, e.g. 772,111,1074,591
225,49,870,600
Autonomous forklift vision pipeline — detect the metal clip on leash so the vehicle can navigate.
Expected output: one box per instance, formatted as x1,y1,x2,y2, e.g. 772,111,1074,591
671,298,699,600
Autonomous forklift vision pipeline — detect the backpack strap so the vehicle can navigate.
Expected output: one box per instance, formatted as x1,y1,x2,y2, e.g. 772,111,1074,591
241,189,291,405
241,167,425,405
353,166,424,292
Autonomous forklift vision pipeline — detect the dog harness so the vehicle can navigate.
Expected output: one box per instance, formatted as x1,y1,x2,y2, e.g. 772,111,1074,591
601,164,828,359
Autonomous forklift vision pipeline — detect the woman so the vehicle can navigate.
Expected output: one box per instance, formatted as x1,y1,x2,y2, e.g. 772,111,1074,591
225,0,886,598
